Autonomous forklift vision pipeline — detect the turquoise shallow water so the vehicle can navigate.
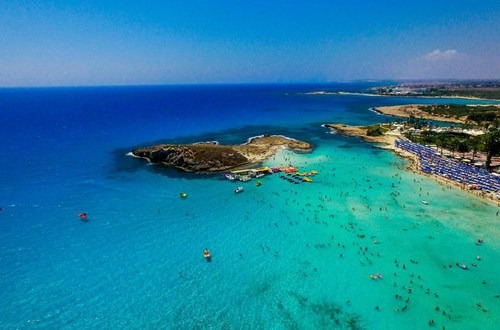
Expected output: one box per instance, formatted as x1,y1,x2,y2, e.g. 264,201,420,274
0,85,499,329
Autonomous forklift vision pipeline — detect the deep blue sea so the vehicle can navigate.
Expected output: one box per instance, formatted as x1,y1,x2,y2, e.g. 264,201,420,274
1,84,499,329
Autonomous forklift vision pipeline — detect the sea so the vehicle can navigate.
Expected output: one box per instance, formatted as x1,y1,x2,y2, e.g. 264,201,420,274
0,84,499,329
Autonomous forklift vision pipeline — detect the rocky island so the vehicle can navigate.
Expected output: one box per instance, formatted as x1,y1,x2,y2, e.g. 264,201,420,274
131,135,312,173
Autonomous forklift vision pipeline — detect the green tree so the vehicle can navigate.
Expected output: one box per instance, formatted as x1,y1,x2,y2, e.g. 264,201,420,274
457,140,470,158
420,130,435,145
467,136,481,161
447,137,460,156
435,135,445,155
482,130,500,170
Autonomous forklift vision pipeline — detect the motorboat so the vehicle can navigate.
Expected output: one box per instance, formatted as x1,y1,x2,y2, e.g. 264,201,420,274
234,186,244,193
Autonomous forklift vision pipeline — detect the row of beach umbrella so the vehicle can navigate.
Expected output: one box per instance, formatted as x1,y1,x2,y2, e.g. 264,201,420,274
395,139,500,193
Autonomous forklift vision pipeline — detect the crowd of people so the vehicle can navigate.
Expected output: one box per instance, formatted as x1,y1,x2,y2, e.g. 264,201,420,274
395,139,500,194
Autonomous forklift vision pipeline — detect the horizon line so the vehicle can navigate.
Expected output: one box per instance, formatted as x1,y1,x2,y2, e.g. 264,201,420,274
1,78,499,89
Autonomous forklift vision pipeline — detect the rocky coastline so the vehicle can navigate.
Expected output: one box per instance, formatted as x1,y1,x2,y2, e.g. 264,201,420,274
131,135,312,173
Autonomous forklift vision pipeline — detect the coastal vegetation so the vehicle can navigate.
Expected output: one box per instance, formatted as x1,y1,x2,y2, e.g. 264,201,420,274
365,124,390,136
372,103,500,169
417,104,499,126
405,126,500,170
424,89,500,100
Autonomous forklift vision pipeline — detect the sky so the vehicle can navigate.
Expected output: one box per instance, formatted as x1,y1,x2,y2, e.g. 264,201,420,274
0,0,499,86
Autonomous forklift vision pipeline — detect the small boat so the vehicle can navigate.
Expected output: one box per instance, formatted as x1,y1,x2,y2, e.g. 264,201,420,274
203,248,211,262
459,264,468,270
225,173,236,181
256,181,262,186
180,193,187,198
256,173,265,178
239,176,251,182
303,177,312,182
234,186,244,193
421,200,428,205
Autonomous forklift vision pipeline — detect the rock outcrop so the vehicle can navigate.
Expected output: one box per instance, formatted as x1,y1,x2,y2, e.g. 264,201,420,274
131,135,312,173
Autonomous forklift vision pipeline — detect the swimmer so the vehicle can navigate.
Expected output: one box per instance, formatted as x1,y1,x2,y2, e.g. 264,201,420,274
78,213,89,222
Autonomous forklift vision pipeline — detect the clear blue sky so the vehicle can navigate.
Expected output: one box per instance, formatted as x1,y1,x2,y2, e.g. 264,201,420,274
1,0,499,86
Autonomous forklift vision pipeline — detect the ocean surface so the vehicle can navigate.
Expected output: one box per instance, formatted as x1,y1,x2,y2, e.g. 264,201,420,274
0,84,499,329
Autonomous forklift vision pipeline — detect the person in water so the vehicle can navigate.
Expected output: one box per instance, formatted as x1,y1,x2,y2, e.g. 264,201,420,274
78,213,89,222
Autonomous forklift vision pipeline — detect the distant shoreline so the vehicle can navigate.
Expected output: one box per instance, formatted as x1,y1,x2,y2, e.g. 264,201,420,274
304,91,500,102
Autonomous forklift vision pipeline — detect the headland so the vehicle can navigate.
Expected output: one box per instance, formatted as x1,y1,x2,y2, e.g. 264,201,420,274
325,123,421,172
373,105,467,124
131,135,312,173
